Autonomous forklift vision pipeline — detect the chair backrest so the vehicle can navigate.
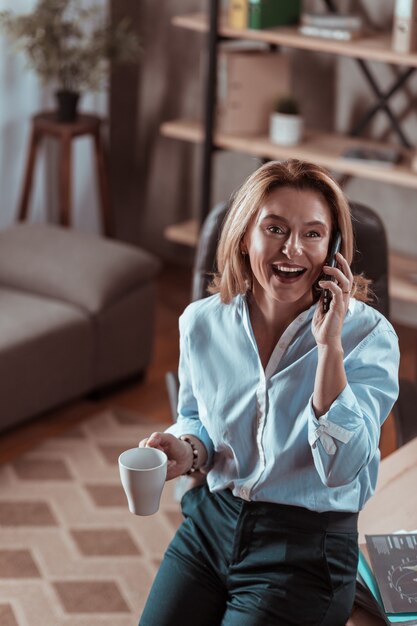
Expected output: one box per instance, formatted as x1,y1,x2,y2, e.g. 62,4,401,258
349,202,389,319
191,201,229,302
191,200,390,320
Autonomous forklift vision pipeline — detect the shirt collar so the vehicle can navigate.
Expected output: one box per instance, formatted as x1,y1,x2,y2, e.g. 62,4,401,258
238,292,356,322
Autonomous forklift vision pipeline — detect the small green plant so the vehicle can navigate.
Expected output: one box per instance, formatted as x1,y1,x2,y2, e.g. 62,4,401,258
275,95,300,116
0,0,141,93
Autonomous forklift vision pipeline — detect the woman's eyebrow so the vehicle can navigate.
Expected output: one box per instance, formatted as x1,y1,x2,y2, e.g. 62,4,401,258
259,213,287,222
260,213,328,228
304,220,328,227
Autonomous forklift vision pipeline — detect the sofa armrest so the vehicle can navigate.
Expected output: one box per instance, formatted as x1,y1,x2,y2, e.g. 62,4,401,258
0,224,161,315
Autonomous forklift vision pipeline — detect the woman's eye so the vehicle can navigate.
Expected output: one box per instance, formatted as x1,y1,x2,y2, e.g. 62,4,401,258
267,226,285,234
306,231,321,238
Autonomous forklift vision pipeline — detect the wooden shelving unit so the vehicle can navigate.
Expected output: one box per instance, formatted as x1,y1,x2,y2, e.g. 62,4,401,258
164,218,199,247
161,120,416,189
390,253,417,306
161,7,417,323
172,13,417,68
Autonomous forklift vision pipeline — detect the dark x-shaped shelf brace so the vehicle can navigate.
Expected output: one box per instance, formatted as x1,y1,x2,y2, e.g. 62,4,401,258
324,0,415,148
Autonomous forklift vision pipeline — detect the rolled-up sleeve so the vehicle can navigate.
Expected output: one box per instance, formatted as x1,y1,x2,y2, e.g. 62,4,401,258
305,329,399,487
165,316,215,466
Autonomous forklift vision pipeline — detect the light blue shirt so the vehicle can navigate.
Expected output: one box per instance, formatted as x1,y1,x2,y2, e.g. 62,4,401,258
167,293,400,513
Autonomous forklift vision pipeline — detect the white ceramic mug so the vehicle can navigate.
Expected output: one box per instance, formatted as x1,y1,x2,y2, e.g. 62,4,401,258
118,447,167,516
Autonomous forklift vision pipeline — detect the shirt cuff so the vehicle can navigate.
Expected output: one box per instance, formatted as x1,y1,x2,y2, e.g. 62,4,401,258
165,419,215,469
307,386,357,455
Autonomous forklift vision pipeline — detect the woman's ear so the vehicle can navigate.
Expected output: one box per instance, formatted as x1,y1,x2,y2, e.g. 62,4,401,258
240,239,248,255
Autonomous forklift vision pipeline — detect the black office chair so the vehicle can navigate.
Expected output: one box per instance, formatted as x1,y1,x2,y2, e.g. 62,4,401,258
166,200,416,448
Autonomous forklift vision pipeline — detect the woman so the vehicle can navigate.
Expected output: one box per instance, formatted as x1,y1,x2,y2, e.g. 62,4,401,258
139,160,399,626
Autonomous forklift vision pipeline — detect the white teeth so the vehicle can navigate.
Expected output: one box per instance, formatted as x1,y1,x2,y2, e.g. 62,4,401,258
275,265,304,273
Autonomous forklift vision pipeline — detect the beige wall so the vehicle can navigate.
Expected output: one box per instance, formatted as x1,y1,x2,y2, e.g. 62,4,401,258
110,0,204,266
110,0,417,275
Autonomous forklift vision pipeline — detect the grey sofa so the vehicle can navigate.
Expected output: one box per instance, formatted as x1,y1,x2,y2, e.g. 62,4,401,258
0,223,161,432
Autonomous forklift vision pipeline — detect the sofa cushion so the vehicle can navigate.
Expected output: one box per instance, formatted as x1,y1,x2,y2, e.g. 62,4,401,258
0,224,161,315
94,282,157,387
0,286,93,431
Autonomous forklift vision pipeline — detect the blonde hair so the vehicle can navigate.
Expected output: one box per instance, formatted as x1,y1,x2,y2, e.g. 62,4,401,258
209,159,372,304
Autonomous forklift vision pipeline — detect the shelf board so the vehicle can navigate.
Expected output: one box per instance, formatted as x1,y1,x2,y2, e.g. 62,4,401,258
161,119,417,189
172,13,417,68
390,253,417,306
164,219,199,247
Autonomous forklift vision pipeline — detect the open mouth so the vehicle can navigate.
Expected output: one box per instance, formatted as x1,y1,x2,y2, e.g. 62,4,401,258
272,265,307,280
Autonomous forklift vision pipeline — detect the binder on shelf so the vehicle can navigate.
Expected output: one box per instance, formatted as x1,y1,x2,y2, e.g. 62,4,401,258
215,48,290,134
228,0,248,29
393,0,417,53
248,0,302,30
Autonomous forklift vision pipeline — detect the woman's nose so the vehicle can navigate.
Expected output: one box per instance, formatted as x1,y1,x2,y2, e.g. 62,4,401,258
282,237,302,258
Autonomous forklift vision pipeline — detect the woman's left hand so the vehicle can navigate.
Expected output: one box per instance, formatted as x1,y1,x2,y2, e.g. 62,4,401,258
312,252,353,347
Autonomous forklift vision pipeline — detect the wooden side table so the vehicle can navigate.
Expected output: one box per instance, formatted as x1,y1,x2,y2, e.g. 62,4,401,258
18,112,113,237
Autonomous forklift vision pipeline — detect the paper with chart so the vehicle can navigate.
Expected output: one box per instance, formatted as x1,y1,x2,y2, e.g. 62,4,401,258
366,534,417,614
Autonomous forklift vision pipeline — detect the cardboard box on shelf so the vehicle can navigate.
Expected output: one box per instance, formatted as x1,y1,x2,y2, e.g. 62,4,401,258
216,49,290,134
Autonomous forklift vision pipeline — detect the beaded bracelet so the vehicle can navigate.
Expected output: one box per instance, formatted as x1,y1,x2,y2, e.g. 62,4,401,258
180,436,199,475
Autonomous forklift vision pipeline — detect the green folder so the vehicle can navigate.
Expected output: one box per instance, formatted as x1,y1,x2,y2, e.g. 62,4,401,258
248,0,302,30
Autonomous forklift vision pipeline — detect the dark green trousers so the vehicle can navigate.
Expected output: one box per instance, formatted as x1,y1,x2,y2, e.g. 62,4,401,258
140,484,358,626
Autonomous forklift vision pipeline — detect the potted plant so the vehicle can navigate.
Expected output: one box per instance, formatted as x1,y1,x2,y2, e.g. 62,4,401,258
0,0,140,122
269,95,304,146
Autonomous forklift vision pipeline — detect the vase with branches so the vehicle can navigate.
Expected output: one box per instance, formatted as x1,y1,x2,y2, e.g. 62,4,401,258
0,0,141,121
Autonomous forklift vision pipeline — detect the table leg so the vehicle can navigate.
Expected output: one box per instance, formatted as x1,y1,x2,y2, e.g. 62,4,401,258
93,129,113,237
18,125,40,221
60,135,72,227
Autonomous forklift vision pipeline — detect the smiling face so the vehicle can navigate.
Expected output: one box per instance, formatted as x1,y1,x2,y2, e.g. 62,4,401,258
242,186,334,313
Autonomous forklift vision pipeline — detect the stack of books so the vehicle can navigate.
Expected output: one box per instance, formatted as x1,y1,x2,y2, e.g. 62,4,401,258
299,12,364,41
342,146,403,167
357,533,417,625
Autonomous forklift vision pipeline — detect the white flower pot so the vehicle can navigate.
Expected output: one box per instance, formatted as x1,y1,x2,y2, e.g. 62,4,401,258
269,112,304,146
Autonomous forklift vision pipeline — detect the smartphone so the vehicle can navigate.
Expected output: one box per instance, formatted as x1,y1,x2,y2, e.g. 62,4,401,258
322,231,342,314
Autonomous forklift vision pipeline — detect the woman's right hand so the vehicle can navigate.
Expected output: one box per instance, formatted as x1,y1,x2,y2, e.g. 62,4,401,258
138,432,192,481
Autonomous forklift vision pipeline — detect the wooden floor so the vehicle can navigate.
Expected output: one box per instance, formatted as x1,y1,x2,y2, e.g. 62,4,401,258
0,262,415,464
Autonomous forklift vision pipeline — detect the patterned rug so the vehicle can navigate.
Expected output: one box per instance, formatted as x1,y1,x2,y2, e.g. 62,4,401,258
0,409,183,626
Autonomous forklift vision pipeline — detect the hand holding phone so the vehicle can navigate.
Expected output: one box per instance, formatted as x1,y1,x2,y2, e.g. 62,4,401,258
322,231,342,314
